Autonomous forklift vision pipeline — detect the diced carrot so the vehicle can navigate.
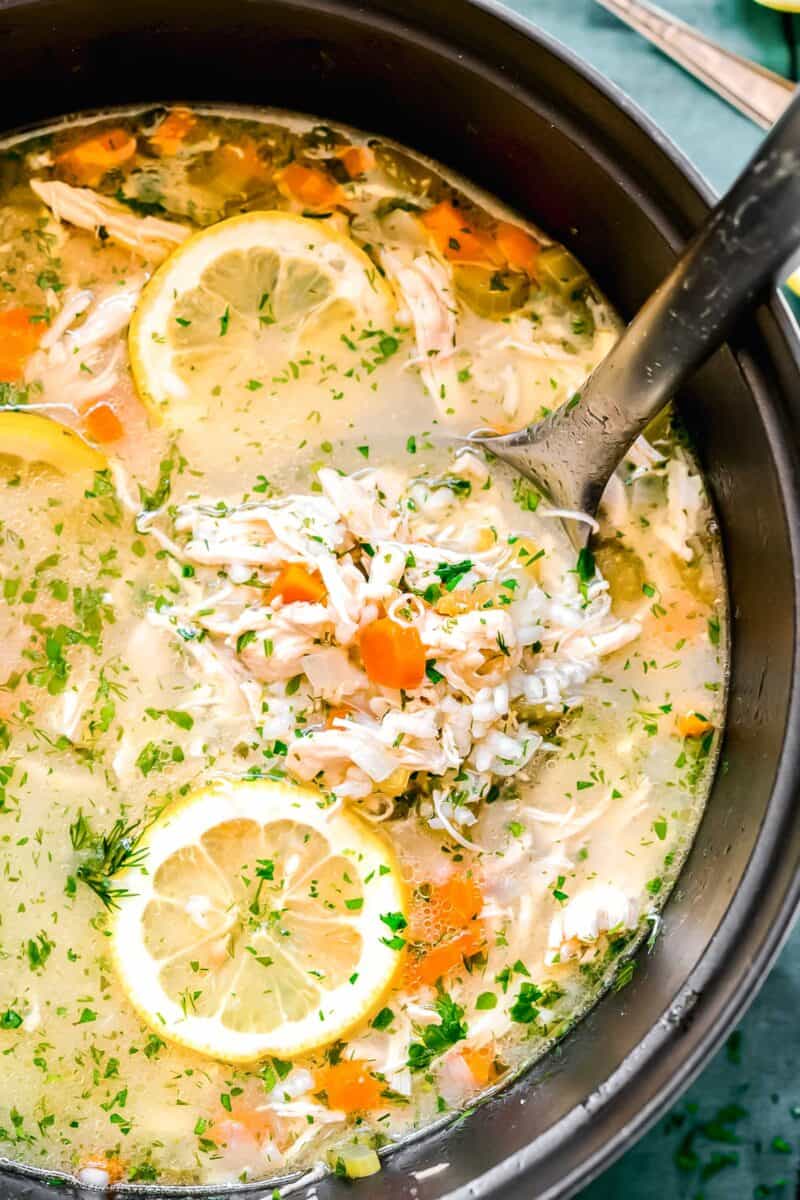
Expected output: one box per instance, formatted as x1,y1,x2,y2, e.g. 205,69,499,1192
494,221,541,276
57,128,137,186
431,876,483,927
407,876,483,942
277,162,344,210
0,307,43,382
461,1043,496,1087
207,1105,273,1147
405,875,485,989
150,107,197,156
79,1155,124,1184
212,137,271,189
421,200,502,265
359,617,425,690
677,711,714,739
410,927,483,989
316,1059,384,1113
84,403,124,444
206,1118,248,1148
267,563,327,605
337,145,376,178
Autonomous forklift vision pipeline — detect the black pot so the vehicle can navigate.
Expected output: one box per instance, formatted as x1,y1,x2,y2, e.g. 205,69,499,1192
1,2,800,1198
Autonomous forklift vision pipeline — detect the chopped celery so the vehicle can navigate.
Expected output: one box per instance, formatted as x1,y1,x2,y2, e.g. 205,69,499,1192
329,1144,382,1180
594,540,647,606
453,264,529,319
538,244,588,298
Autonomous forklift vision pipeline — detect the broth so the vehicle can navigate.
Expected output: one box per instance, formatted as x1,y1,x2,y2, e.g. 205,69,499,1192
0,106,725,1188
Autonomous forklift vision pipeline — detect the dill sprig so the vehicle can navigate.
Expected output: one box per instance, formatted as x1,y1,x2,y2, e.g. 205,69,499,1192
69,810,150,910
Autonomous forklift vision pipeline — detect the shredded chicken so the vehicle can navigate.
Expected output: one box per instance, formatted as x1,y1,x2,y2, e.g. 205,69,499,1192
30,179,189,260
388,250,462,403
545,883,639,965
599,435,705,563
658,456,705,562
394,253,456,361
149,450,640,828
24,280,145,408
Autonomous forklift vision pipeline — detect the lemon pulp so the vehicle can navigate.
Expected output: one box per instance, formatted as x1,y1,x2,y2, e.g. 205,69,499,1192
129,211,394,422
112,779,407,1063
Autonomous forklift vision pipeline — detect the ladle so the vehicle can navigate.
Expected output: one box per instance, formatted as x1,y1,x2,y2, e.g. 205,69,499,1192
471,87,800,547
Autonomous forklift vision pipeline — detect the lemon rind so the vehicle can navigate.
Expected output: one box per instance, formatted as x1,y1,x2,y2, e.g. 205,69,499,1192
0,411,106,474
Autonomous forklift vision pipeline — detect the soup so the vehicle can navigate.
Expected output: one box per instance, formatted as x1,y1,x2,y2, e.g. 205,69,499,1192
0,106,725,1188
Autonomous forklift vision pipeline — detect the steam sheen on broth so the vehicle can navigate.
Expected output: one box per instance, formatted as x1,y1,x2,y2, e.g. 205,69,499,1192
0,106,725,1188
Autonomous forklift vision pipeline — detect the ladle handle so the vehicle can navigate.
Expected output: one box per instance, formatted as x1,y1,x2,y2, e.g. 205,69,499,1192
500,84,800,520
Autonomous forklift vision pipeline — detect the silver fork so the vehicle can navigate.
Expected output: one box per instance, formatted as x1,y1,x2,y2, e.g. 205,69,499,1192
595,0,793,128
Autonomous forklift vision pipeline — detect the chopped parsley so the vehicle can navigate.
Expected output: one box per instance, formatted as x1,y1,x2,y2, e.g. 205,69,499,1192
408,992,467,1070
434,560,473,591
509,982,543,1023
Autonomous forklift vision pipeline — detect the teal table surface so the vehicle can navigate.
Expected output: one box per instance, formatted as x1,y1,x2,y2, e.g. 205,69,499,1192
497,2,800,1198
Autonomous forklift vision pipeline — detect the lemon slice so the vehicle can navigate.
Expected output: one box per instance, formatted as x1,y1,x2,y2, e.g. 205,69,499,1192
112,779,407,1063
129,211,394,420
0,411,105,475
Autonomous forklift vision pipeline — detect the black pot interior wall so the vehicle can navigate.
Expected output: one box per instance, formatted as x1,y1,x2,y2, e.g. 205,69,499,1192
0,3,799,1198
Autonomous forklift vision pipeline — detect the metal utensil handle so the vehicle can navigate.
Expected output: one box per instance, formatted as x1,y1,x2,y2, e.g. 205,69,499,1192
505,85,800,517
596,0,793,128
